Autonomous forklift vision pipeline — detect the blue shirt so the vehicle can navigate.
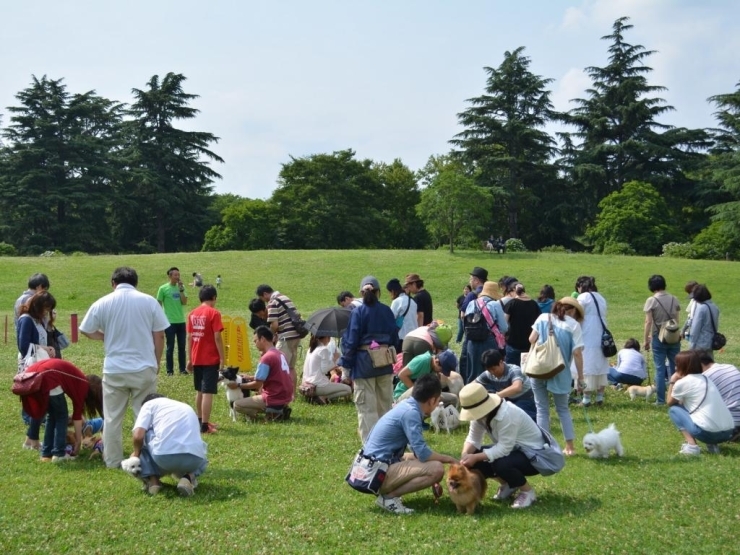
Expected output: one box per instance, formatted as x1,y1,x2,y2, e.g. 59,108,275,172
464,296,509,334
460,286,483,313
362,398,432,463
337,301,398,380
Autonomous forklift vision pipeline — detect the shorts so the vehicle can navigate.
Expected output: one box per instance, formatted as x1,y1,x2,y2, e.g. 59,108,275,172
380,457,442,495
194,365,219,394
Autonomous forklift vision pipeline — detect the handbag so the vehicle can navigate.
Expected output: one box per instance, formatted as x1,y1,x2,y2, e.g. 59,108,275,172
345,450,390,495
707,308,726,351
589,293,617,357
524,315,566,380
19,343,50,374
395,297,411,329
517,425,565,476
52,328,70,350
12,371,45,396
654,297,681,344
363,345,396,368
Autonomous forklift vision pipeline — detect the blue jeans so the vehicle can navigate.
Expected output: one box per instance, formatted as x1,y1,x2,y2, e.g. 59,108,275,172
139,442,208,479
25,412,42,441
668,406,733,445
466,336,497,384
165,323,187,374
607,367,644,386
505,345,523,366
652,335,680,403
41,393,69,458
531,379,575,442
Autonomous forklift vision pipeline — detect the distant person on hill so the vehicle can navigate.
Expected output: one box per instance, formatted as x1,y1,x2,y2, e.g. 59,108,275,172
191,272,203,287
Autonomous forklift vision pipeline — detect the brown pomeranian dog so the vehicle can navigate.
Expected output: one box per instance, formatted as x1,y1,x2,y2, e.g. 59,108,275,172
447,463,487,515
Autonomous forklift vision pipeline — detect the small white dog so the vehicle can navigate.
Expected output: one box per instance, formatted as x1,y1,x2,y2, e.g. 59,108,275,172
582,423,624,459
121,456,141,477
430,402,461,433
627,384,655,402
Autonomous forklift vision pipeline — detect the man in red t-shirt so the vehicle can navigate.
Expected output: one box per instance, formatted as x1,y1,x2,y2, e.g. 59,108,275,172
232,326,293,420
186,285,225,434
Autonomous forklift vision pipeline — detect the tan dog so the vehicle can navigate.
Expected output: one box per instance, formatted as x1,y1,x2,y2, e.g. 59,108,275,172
627,384,655,401
82,435,104,460
447,463,487,515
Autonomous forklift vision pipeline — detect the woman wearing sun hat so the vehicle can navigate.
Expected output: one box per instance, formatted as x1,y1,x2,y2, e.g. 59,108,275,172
528,297,585,456
458,383,545,509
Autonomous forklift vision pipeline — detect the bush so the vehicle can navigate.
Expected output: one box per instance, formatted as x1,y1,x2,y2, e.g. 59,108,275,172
662,242,697,259
692,222,737,260
71,251,89,257
0,242,18,256
602,241,635,256
539,245,567,253
505,238,527,252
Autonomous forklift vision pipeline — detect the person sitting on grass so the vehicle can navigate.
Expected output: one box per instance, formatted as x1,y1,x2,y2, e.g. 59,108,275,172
667,350,734,456
358,373,458,514
302,333,352,403
130,393,208,497
607,338,647,387
476,349,536,421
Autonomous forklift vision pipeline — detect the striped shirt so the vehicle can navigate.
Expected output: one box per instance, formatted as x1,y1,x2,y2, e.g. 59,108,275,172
704,363,740,427
267,292,301,340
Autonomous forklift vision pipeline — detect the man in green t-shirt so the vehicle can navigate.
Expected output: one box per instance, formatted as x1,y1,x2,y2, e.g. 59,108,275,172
394,350,458,407
156,267,188,376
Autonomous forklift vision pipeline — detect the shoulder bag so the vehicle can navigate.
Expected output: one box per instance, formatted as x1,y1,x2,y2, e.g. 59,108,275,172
654,297,681,344
589,293,617,357
524,315,566,380
395,297,411,329
345,450,389,495
274,297,309,338
517,425,565,476
707,308,726,351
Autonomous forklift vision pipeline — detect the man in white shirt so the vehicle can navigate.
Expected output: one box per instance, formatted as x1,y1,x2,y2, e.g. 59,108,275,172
79,267,170,469
699,350,740,438
130,393,208,496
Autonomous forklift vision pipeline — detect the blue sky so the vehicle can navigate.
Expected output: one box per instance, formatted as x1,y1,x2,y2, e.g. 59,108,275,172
2,0,738,199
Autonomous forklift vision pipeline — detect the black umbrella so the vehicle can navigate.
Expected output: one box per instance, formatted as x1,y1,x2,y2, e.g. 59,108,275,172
305,307,353,337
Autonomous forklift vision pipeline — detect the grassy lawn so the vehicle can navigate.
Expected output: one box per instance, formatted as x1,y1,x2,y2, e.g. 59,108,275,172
1,250,738,554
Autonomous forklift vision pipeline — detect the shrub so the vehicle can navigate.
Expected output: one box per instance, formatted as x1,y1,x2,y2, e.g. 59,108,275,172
505,238,527,252
71,251,89,257
0,242,18,256
692,221,737,260
662,242,697,259
602,241,635,256
539,245,567,253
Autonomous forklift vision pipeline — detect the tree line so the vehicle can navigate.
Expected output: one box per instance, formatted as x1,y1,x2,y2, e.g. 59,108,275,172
2,17,739,257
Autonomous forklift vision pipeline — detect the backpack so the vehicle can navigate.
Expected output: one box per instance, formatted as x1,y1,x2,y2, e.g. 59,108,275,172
464,298,491,342
274,297,309,338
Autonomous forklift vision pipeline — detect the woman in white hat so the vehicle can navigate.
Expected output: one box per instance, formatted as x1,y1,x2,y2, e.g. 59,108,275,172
459,383,545,509
528,297,585,456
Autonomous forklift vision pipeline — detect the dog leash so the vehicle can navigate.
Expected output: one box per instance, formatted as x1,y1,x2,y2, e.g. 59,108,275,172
581,403,595,434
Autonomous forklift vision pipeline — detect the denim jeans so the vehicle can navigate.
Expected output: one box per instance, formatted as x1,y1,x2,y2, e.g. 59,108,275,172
668,406,733,445
139,443,208,479
25,413,42,441
531,378,575,441
466,336,497,384
652,334,680,403
505,345,523,366
41,393,69,458
165,323,187,374
607,367,644,386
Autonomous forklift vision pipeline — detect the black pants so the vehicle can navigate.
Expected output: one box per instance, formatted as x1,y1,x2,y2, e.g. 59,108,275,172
472,447,539,488
165,323,187,374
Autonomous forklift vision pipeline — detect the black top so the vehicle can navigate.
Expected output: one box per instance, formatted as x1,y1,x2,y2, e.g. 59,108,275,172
504,298,541,351
414,289,433,326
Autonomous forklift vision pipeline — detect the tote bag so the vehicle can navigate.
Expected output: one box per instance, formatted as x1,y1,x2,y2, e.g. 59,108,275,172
524,315,566,380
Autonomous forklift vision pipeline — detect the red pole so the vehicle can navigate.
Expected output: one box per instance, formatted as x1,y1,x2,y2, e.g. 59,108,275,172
4,315,7,344
71,313,78,343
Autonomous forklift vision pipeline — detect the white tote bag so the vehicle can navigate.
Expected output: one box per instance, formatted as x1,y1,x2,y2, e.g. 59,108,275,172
18,343,50,374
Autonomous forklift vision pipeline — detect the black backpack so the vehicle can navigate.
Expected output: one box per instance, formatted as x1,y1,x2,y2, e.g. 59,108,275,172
464,300,491,342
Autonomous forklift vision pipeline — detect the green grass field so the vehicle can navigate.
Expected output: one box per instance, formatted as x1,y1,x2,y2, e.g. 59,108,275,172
1,250,738,554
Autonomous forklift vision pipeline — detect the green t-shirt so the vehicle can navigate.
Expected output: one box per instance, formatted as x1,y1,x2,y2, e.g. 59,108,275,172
156,282,185,324
393,351,433,400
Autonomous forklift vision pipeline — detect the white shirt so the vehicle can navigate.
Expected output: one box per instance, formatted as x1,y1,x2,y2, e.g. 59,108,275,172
614,348,647,379
704,363,740,427
133,398,206,458
302,344,335,387
79,284,170,374
464,401,544,461
391,294,418,339
673,374,734,432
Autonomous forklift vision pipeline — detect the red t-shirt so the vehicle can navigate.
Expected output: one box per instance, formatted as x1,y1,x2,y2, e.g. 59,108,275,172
22,359,90,420
186,304,224,366
258,348,294,407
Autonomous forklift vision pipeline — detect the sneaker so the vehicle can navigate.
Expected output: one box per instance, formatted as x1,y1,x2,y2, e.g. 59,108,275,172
706,443,721,455
511,489,537,509
376,495,414,514
52,454,76,463
679,443,701,456
40,457,52,463
177,476,195,497
282,407,292,421
179,371,189,376
22,441,40,451
493,483,516,501
167,372,174,376
653,401,666,406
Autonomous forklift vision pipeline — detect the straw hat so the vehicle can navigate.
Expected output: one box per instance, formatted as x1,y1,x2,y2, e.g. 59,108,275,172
480,281,502,300
458,383,502,421
404,273,422,287
559,296,584,321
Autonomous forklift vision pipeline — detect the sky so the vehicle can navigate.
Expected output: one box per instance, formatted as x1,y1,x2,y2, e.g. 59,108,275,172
2,0,739,200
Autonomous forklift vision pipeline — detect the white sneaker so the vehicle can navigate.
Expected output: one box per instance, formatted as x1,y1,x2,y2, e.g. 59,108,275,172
375,495,414,514
52,454,76,463
511,489,536,509
679,443,701,456
177,477,195,497
493,483,516,500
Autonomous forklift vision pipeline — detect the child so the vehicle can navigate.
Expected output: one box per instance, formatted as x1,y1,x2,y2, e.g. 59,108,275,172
607,338,648,387
216,275,222,288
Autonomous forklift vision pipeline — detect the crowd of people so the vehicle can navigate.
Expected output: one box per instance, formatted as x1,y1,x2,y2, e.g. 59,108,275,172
12,266,740,510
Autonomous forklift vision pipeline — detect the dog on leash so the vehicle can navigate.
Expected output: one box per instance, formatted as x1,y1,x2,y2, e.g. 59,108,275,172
447,463,487,515
121,456,142,477
82,436,104,460
220,366,250,421
627,384,655,401
582,423,624,459
430,402,461,433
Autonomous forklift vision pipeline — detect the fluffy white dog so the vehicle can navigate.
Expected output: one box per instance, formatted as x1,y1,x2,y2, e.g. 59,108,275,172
430,402,461,433
627,384,655,402
121,456,142,477
582,423,624,459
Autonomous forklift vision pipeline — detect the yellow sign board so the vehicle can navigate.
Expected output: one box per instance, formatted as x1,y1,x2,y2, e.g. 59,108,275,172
222,316,252,371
